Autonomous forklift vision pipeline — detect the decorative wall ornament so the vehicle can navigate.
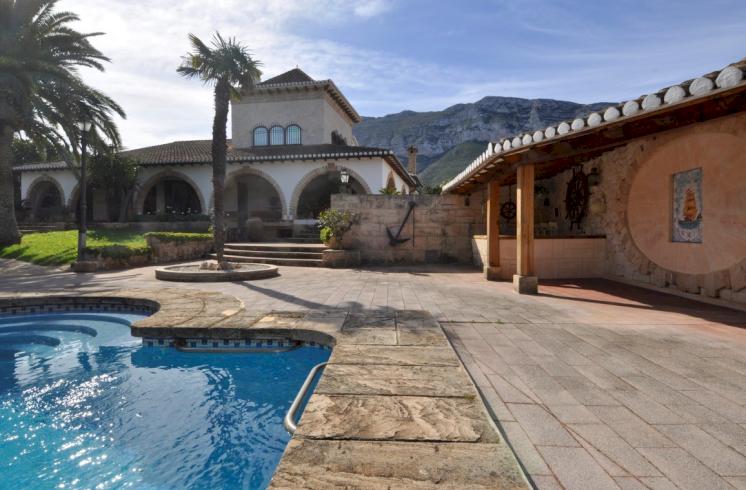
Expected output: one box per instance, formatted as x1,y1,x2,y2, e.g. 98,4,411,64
564,167,589,230
500,184,516,222
672,168,703,243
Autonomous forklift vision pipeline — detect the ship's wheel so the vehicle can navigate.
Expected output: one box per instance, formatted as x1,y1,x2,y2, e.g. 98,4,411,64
564,167,589,229
501,185,517,222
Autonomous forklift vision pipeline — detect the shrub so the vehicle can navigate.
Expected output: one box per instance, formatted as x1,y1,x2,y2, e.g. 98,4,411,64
144,232,213,243
135,213,210,222
379,187,401,195
317,209,356,242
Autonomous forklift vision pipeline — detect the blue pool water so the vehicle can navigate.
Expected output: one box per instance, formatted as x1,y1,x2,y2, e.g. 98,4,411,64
0,311,330,489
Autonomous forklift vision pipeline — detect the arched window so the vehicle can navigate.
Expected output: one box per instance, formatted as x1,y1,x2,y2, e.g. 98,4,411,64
253,127,268,146
270,125,284,145
286,125,301,145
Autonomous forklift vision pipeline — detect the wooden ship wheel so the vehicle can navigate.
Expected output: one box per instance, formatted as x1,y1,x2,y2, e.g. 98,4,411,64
500,185,517,222
564,167,589,230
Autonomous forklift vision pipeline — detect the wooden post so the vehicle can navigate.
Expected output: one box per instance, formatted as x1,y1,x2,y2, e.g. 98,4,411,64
485,180,501,280
514,163,538,294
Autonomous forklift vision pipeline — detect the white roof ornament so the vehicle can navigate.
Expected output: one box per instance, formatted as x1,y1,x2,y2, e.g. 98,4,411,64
533,130,544,143
664,85,686,105
587,112,602,127
571,118,585,131
557,122,571,135
715,65,743,89
622,100,640,117
502,140,511,151
689,77,714,96
522,134,532,145
487,142,494,155
642,94,661,111
545,126,557,138
604,106,621,122
512,136,522,148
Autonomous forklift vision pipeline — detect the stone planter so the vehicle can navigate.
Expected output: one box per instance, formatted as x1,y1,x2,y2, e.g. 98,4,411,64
155,262,279,282
322,249,361,268
146,236,213,264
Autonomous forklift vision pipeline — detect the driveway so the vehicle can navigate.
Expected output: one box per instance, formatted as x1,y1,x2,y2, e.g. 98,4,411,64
2,260,746,489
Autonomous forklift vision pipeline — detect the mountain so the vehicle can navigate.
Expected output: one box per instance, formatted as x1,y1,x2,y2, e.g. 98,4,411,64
418,141,487,187
353,96,613,183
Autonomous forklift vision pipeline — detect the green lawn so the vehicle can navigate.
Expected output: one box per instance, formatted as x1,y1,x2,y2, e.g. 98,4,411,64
0,229,149,266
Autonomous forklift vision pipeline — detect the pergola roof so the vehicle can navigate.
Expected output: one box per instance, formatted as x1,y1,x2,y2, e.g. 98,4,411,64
443,59,746,194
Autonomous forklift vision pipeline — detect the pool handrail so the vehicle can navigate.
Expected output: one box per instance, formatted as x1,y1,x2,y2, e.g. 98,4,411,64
284,361,327,434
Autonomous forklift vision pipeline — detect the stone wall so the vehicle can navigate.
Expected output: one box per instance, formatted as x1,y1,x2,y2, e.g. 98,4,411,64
146,236,214,264
332,194,481,264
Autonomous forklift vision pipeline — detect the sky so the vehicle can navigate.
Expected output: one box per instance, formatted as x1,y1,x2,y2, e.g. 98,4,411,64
66,0,746,149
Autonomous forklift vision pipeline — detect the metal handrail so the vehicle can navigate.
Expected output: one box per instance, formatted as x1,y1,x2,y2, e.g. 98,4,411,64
284,362,327,434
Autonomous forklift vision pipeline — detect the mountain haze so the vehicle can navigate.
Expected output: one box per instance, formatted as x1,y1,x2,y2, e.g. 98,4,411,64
353,96,613,185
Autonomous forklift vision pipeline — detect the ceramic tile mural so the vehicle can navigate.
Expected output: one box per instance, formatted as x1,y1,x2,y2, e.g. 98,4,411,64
672,168,703,243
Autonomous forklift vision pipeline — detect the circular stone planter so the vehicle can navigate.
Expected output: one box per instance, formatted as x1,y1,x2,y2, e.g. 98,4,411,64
155,262,279,282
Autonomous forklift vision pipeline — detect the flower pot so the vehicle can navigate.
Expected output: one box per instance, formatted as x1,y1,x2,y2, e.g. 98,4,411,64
324,237,341,250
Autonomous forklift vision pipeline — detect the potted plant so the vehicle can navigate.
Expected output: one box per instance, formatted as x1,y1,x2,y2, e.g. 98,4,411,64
318,209,355,249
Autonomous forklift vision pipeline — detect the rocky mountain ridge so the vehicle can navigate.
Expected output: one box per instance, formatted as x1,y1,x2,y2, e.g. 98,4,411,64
353,96,613,180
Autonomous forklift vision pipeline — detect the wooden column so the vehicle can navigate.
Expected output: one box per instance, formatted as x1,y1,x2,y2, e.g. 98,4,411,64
514,163,538,294
485,180,501,280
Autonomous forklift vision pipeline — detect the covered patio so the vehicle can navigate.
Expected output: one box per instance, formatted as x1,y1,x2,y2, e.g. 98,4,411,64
444,60,746,306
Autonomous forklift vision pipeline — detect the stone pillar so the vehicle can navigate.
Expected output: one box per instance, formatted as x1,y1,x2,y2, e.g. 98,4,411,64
514,164,538,294
155,181,166,214
485,180,501,280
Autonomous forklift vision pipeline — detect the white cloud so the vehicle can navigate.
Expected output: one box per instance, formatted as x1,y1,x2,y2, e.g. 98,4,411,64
64,0,412,148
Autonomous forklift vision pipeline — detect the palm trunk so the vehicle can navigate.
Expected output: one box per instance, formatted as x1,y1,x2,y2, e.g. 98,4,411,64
212,81,230,267
0,124,21,246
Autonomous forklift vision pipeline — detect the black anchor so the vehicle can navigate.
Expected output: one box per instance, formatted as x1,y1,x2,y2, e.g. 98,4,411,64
386,201,416,246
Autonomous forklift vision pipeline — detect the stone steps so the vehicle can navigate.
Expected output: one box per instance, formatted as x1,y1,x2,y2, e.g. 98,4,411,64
221,249,324,260
211,254,324,267
219,242,327,267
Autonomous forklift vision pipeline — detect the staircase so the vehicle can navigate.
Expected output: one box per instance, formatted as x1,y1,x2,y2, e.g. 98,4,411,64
214,243,326,267
285,225,321,244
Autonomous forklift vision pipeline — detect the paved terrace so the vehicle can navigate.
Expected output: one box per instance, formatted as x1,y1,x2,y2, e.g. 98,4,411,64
2,259,746,489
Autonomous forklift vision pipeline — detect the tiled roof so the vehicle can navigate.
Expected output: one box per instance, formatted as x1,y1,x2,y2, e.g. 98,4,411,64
118,140,398,165
13,161,70,171
15,140,417,187
443,59,746,193
258,68,314,86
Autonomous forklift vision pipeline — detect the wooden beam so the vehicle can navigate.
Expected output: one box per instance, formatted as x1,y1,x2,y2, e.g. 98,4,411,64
514,163,538,294
485,180,500,280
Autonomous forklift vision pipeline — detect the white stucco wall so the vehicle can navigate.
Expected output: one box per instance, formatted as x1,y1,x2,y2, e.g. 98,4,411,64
20,156,404,222
20,169,79,207
231,91,355,148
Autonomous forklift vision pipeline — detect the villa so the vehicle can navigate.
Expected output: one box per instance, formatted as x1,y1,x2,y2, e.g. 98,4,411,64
14,68,417,240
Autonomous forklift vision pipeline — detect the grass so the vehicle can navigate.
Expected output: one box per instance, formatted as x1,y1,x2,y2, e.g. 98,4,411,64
0,229,149,266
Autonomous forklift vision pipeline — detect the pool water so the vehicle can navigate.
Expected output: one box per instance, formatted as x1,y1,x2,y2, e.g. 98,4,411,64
0,311,330,489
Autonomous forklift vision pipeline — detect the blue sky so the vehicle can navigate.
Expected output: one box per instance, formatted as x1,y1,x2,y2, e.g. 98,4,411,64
68,0,746,148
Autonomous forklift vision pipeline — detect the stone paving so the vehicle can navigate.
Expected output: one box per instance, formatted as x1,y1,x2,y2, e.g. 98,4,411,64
2,259,746,489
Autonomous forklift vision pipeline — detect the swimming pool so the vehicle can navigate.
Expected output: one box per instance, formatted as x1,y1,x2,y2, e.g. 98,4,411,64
0,311,330,489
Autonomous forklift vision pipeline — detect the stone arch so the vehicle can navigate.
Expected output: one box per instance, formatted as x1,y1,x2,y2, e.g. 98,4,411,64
26,175,66,221
385,171,396,191
134,169,206,215
288,164,371,219
212,166,287,220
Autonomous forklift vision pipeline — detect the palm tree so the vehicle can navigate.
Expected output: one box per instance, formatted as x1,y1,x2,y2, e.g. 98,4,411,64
177,33,261,267
0,0,124,246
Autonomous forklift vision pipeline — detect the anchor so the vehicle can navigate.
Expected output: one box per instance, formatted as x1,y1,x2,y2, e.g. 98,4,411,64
386,201,416,246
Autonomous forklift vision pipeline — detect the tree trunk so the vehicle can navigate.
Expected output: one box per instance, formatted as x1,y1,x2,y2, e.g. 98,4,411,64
0,124,21,246
212,81,230,267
